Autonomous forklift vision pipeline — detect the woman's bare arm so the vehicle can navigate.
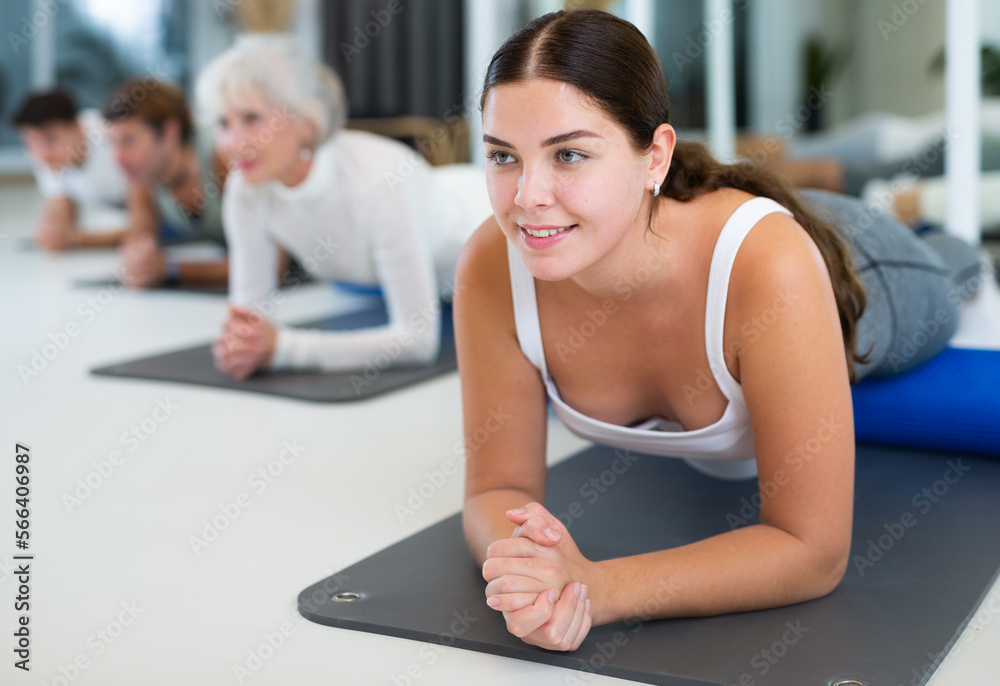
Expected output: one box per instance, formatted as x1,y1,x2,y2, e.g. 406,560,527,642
456,218,552,566
582,212,854,626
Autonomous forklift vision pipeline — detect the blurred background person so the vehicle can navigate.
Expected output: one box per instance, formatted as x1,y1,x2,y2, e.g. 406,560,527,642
13,90,128,250
102,79,229,288
197,35,491,379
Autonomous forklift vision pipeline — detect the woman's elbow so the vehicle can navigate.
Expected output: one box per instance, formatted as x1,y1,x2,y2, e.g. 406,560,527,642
412,344,438,366
399,322,440,365
805,540,851,600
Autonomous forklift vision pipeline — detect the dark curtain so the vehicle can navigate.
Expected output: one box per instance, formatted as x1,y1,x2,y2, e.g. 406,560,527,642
653,0,749,130
323,0,465,119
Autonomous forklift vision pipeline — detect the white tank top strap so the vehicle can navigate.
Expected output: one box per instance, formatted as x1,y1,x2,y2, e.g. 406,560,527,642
507,239,549,378
504,196,794,479
704,197,793,402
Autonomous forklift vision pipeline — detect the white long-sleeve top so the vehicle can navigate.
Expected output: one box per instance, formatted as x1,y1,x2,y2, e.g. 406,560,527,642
32,109,128,207
223,129,491,371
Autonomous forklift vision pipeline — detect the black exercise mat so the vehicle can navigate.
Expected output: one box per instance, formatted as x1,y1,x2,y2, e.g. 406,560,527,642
91,304,455,402
74,276,230,295
73,268,311,296
299,443,1000,685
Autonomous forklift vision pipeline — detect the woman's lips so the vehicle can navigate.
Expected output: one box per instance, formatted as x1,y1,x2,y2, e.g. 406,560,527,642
519,224,577,249
237,159,257,171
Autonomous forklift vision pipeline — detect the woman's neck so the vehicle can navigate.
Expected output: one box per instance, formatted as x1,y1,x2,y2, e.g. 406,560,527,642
277,155,314,188
569,197,679,303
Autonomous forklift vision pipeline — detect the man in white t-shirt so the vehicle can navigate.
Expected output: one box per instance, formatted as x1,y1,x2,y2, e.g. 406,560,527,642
13,91,129,250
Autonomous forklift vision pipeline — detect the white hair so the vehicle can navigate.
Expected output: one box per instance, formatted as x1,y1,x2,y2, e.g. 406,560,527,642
195,34,347,147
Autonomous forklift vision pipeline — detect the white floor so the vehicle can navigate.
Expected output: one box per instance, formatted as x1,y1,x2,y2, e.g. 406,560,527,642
1,181,998,686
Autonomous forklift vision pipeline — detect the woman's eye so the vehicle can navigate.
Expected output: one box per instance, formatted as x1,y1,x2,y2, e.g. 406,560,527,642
558,149,585,163
245,112,261,124
487,150,515,166
218,117,229,129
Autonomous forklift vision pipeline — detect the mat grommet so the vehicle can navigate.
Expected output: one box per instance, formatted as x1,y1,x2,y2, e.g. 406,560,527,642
332,591,365,602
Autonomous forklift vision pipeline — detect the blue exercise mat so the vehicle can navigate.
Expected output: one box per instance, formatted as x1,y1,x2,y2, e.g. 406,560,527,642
852,347,1000,456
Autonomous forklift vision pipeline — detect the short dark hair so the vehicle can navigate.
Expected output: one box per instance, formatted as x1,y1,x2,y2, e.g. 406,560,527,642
12,91,78,127
101,79,194,143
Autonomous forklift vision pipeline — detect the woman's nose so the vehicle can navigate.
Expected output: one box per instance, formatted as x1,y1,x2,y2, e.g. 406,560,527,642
514,165,555,210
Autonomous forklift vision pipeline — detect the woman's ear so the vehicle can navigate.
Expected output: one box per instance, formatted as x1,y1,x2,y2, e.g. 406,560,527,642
647,123,676,191
298,117,318,151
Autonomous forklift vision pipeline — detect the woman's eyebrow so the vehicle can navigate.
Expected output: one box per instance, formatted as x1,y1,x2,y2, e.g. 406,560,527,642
483,134,513,148
482,129,603,150
542,129,601,146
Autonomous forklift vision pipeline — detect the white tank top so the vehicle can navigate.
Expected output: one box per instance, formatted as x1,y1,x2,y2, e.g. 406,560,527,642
508,197,793,480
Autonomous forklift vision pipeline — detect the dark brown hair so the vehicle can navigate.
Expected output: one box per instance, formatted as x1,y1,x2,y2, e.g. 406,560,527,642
12,90,78,127
102,79,195,143
481,9,868,382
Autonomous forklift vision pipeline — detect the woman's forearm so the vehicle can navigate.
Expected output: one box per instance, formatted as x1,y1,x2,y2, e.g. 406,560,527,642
270,312,440,371
463,488,544,567
589,522,848,627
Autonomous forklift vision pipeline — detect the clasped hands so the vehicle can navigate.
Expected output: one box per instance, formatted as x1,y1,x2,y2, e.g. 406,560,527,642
119,235,166,288
211,304,278,379
482,502,594,651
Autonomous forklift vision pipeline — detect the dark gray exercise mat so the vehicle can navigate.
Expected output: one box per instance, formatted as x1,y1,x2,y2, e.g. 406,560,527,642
74,276,230,295
91,304,455,402
299,444,1000,685
73,269,311,295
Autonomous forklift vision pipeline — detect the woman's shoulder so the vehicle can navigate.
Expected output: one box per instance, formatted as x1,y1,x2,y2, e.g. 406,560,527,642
454,216,520,347
333,128,427,165
329,129,430,196
688,188,810,264
732,193,822,272
722,191,831,322
456,215,511,298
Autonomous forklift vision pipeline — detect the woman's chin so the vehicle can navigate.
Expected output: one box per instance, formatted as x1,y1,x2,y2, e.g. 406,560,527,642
521,253,582,282
239,167,270,185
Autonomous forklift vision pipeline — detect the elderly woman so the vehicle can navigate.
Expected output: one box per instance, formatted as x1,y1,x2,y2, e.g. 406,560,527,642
196,36,491,379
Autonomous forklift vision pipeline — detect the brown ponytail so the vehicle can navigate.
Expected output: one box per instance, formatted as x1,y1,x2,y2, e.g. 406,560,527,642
664,140,868,381
482,9,868,382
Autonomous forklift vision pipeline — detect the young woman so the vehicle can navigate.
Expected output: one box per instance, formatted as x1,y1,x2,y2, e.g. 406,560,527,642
103,79,229,288
196,36,491,379
456,10,963,652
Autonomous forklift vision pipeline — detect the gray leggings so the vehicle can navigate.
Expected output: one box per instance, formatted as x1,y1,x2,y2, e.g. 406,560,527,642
799,189,972,381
